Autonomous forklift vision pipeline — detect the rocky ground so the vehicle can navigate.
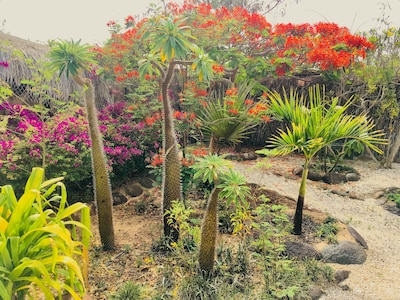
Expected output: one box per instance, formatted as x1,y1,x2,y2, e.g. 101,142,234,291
232,154,400,300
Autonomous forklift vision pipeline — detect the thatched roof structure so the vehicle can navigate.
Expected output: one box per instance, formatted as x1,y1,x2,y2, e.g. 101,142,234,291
0,31,112,109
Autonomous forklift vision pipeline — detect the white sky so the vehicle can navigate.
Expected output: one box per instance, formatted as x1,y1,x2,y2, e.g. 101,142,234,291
0,0,399,45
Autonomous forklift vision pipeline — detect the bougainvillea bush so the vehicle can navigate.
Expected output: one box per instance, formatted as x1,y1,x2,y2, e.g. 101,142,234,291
0,101,161,198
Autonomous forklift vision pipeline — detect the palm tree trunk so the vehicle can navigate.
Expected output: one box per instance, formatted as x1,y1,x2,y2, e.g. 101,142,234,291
293,160,309,235
198,187,221,275
161,62,182,242
74,75,115,250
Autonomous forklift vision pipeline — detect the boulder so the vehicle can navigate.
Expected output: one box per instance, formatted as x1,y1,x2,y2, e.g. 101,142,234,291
334,269,350,283
112,192,128,206
321,241,367,264
125,183,144,197
285,241,322,260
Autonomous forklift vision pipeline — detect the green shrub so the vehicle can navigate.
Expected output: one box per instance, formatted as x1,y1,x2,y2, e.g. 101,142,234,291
0,167,91,299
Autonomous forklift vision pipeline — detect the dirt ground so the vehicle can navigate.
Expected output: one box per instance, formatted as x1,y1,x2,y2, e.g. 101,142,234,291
87,153,400,299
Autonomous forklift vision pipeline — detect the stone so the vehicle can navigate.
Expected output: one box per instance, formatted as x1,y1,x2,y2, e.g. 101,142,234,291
308,285,324,300
345,172,360,181
334,269,350,283
322,172,347,184
347,225,368,249
112,191,128,206
125,183,144,197
137,177,154,189
285,241,322,260
321,241,367,264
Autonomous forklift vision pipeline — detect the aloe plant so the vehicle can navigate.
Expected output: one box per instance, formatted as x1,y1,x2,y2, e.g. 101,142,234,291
48,39,115,250
0,167,91,299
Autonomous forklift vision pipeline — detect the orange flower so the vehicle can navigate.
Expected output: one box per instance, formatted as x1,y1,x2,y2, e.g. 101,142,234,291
192,147,207,157
261,115,271,122
151,154,163,167
181,157,194,167
145,116,155,126
212,64,224,73
244,99,254,105
229,109,239,115
225,100,235,106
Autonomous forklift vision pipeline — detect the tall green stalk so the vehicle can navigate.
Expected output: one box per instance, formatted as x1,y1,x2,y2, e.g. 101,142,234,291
161,61,182,242
74,75,115,250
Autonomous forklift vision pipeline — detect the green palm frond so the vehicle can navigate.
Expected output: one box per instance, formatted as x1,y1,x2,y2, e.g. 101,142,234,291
260,85,387,160
47,39,96,78
141,16,194,62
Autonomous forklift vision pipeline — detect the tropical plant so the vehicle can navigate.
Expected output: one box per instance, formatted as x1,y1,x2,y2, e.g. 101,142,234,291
199,80,270,153
256,86,386,234
48,39,115,250
191,154,249,274
0,167,91,299
139,15,215,242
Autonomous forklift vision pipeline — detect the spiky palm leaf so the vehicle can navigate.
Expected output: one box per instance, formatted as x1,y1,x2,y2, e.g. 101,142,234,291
257,85,386,234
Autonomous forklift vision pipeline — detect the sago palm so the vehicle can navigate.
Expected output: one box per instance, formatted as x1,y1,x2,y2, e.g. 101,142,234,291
48,39,115,250
257,86,386,235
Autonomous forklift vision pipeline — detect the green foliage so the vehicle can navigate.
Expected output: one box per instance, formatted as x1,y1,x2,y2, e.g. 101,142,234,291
111,281,143,300
218,169,251,207
251,195,299,299
387,190,400,208
316,216,339,243
0,167,91,299
191,154,232,184
47,39,96,78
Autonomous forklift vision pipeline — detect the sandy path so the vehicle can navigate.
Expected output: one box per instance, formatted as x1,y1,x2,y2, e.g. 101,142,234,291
233,155,400,300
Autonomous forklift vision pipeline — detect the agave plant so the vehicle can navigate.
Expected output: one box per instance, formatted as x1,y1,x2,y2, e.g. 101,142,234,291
48,39,115,250
257,85,387,234
0,167,91,299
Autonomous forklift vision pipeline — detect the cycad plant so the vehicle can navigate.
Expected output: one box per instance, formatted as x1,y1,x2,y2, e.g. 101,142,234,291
191,154,250,274
0,167,91,299
48,40,115,250
257,86,386,234
139,16,214,242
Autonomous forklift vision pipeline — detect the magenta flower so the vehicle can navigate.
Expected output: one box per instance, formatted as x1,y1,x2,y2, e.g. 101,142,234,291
0,61,9,68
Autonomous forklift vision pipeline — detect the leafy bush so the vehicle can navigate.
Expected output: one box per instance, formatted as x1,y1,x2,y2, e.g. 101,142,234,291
0,167,91,299
0,101,162,197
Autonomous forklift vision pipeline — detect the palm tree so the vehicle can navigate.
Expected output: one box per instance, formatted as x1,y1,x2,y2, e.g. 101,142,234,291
139,16,214,242
257,86,386,235
191,154,250,274
48,40,115,250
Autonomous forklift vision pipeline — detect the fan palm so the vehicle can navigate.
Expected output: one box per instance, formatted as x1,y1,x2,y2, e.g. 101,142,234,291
48,39,115,250
257,86,386,235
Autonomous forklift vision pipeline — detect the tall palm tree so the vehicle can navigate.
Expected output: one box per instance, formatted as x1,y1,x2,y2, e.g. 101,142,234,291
139,16,214,242
257,86,386,235
48,40,115,250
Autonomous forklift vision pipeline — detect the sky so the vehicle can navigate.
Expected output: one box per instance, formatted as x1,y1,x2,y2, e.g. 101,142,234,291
0,0,399,45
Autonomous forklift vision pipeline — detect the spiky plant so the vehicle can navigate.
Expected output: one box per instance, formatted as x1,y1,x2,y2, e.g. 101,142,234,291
139,16,214,242
48,39,115,250
257,85,386,235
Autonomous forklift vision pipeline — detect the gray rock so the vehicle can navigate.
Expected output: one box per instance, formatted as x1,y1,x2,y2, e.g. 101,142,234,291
308,285,324,300
345,172,360,181
285,241,322,260
334,269,350,283
112,192,128,206
322,241,367,264
347,225,368,249
125,183,144,197
138,177,154,189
